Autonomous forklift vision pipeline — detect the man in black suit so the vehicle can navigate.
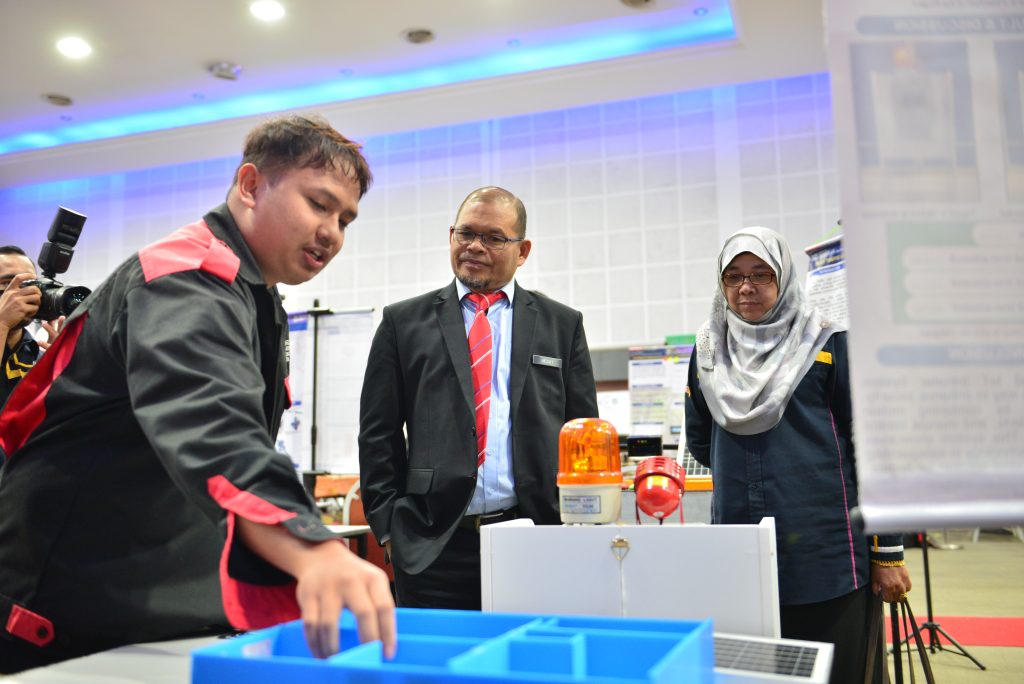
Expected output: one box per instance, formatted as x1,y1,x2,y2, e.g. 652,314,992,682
358,186,599,609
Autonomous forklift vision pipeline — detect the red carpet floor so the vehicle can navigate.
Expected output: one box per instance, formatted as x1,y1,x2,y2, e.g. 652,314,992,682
885,616,1024,647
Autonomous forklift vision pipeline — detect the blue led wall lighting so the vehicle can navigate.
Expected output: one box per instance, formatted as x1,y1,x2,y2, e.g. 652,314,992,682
0,12,735,156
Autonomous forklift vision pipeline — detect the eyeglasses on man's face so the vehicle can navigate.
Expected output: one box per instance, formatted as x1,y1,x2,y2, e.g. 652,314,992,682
721,272,776,288
450,227,525,251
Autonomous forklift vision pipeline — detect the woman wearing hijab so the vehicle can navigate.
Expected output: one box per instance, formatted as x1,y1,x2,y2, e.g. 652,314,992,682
685,227,911,684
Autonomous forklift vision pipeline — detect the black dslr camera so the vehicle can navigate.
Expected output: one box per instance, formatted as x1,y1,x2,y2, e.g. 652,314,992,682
22,207,92,320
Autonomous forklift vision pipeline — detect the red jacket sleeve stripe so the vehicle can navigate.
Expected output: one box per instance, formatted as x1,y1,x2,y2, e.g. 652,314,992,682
206,474,298,525
206,474,302,630
218,510,301,630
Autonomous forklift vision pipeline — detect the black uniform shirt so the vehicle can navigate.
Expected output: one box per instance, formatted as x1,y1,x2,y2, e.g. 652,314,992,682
1,330,38,409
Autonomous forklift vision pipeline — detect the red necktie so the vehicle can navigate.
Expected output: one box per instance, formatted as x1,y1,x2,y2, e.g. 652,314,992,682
467,291,505,467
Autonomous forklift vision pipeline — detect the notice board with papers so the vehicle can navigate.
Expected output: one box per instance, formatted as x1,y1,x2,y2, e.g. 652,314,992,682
275,309,375,475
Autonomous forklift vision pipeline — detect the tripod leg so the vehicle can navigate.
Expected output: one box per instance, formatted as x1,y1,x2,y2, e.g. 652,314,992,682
932,625,986,671
890,602,904,684
905,602,929,679
920,533,938,653
900,602,916,684
915,622,942,654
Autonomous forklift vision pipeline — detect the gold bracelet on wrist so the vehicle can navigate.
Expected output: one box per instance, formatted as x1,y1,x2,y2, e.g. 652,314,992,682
871,559,906,567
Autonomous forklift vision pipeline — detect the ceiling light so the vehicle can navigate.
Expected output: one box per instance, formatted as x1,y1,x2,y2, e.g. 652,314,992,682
56,36,92,59
250,1,285,22
404,28,434,44
43,94,73,107
208,61,242,80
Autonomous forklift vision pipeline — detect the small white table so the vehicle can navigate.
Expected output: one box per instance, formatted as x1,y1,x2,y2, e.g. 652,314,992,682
325,524,371,537
327,524,372,557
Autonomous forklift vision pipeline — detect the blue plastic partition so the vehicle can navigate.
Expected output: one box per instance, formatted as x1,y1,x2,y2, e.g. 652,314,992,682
191,608,713,684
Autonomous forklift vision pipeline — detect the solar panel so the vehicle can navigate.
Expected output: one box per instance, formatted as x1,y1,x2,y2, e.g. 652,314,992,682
714,635,830,682
681,447,711,478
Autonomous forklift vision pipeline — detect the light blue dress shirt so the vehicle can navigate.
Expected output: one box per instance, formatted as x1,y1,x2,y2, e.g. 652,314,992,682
456,278,517,515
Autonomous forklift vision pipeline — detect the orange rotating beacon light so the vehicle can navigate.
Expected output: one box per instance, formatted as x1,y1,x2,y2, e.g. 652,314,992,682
557,418,622,524
633,456,685,524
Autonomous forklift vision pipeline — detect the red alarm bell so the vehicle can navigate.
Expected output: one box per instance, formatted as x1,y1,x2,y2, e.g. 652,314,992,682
634,456,685,524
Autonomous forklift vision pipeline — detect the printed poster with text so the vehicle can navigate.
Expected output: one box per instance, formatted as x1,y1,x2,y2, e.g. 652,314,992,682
827,1,1024,531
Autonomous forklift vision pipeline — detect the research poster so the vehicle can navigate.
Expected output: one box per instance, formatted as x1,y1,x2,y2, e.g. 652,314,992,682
826,2,1024,531
805,235,849,330
627,345,693,439
275,309,375,474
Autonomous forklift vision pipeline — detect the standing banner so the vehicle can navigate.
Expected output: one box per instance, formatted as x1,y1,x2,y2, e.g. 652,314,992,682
826,2,1024,531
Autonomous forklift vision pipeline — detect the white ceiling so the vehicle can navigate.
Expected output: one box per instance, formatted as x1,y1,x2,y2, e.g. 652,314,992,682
0,0,828,187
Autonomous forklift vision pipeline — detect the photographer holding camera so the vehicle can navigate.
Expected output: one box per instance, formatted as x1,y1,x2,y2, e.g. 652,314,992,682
0,246,63,406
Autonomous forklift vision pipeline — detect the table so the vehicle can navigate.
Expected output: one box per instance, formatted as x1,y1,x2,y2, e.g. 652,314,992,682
326,523,371,558
6,636,216,683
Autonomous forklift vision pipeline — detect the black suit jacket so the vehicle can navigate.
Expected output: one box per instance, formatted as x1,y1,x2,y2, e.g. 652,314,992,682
358,281,598,574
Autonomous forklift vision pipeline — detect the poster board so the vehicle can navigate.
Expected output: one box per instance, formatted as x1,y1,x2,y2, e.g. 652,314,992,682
627,344,693,439
826,1,1024,530
275,309,375,474
627,343,712,485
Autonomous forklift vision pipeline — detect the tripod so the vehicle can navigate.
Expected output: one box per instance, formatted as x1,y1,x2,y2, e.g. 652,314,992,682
895,532,985,670
299,302,332,498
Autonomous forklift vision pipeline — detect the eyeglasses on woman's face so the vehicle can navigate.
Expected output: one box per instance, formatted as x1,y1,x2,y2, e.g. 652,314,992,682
450,228,524,251
721,272,775,288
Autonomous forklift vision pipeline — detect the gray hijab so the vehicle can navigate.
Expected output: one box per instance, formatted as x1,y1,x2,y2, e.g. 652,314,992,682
695,227,838,435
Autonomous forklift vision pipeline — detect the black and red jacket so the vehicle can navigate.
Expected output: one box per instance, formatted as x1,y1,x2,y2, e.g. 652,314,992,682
0,204,333,660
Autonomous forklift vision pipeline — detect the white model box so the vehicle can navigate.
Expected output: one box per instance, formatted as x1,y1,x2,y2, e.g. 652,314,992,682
480,517,780,638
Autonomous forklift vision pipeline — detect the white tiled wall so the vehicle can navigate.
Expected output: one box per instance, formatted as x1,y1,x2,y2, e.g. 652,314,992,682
0,72,839,348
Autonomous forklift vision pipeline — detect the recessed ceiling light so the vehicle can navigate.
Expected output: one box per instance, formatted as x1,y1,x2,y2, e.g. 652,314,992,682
56,36,92,59
404,28,434,44
507,38,521,48
43,94,74,107
693,7,709,16
250,0,285,22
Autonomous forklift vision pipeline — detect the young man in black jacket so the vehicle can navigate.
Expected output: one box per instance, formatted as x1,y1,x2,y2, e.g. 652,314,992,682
0,115,396,673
